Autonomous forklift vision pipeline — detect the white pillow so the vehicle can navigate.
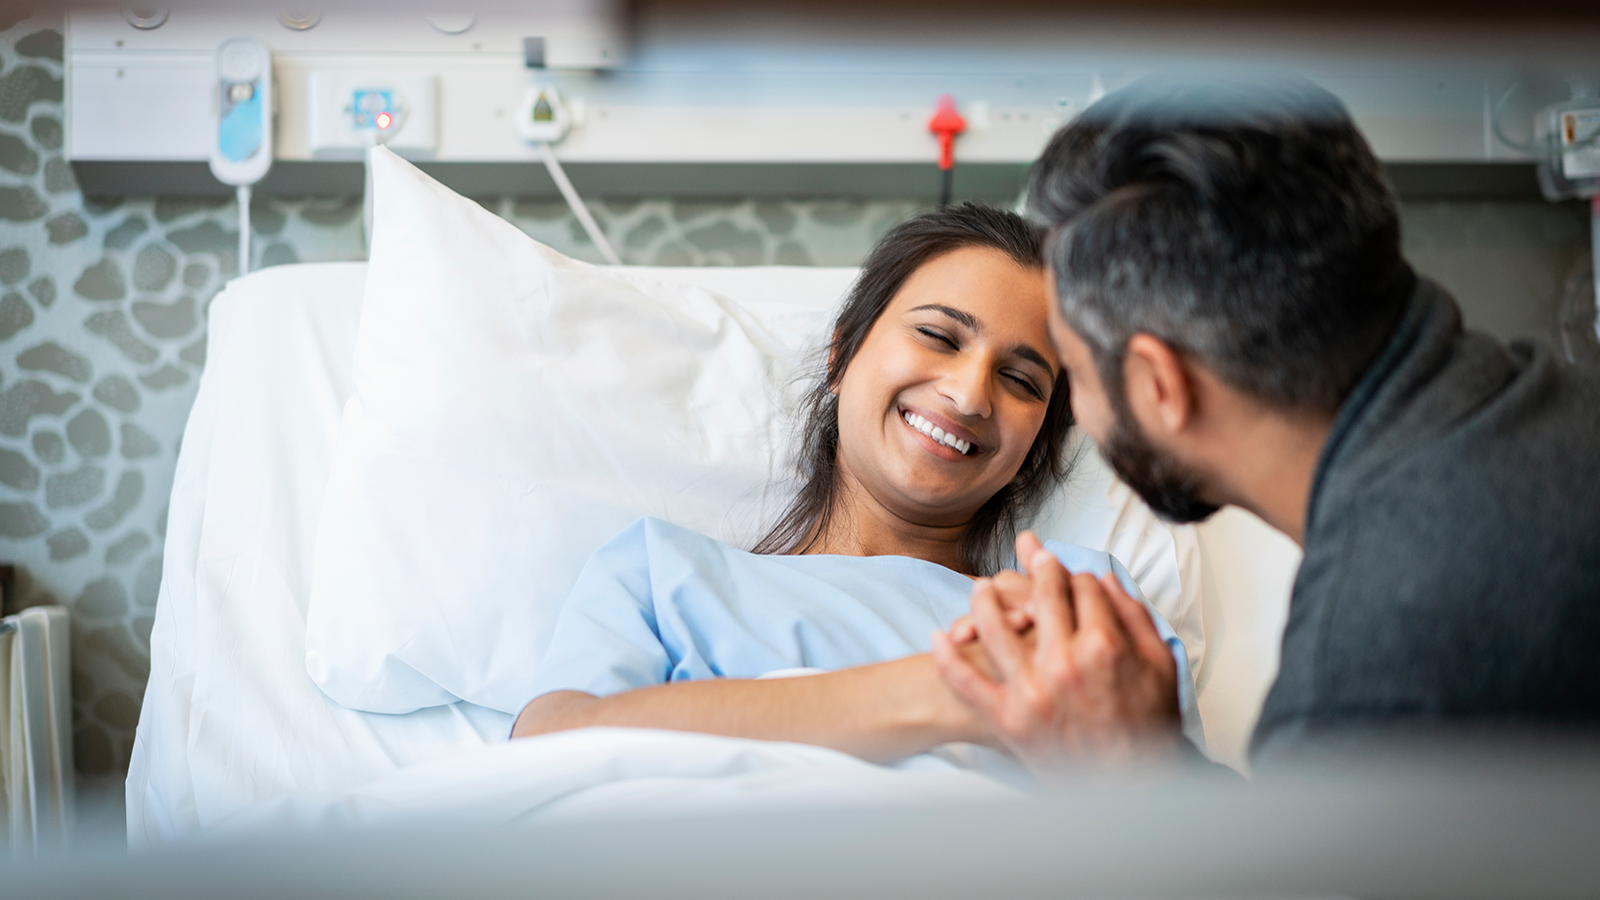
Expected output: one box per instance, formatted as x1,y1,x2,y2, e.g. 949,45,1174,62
307,149,847,714
307,147,1203,716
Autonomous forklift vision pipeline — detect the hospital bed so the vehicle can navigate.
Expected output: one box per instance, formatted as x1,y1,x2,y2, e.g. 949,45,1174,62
125,149,1302,845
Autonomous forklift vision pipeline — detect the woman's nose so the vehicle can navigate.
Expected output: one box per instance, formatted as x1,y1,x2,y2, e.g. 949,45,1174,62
939,356,993,419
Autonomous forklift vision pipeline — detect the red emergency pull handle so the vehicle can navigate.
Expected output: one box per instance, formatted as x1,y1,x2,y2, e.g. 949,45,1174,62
928,94,966,172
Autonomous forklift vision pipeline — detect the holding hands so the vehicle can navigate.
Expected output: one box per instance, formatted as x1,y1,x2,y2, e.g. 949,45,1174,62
931,532,1183,773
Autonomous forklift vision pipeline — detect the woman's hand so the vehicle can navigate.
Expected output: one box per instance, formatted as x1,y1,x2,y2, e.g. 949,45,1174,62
948,530,1049,644
931,534,1182,775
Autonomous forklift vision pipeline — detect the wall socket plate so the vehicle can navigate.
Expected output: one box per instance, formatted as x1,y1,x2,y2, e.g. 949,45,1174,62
308,71,438,158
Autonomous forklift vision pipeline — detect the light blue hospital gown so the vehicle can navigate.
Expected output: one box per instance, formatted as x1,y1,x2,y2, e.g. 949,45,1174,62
527,517,1203,752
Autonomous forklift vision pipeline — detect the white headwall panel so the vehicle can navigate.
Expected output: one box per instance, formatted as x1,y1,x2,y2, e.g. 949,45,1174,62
66,7,1590,175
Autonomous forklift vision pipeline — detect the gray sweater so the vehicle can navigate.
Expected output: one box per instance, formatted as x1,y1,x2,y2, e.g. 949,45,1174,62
1251,278,1600,763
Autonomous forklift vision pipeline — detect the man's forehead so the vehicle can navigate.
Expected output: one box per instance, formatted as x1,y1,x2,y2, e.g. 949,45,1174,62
1043,298,1090,358
1038,268,1095,361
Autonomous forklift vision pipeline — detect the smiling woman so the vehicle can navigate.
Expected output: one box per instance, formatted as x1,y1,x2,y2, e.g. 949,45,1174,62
757,204,1072,576
504,204,1199,767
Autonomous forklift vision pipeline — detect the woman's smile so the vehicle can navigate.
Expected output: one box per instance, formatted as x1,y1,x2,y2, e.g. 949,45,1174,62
898,406,981,457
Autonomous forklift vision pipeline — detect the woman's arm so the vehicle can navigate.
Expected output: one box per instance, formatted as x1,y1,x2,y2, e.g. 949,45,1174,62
511,652,992,763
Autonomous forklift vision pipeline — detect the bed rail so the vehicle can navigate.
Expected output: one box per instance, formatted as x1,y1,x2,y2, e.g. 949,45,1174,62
0,606,75,858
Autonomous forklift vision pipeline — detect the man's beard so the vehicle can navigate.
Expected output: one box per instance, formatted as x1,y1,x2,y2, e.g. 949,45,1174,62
1099,404,1222,524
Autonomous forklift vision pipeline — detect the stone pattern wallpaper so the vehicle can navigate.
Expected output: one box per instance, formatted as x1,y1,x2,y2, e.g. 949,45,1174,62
0,12,1589,778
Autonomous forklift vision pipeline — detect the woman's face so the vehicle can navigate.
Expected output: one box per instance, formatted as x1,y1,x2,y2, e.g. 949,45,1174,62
833,245,1058,529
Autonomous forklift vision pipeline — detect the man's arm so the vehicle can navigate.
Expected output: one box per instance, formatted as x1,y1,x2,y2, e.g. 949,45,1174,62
512,652,994,764
930,534,1182,774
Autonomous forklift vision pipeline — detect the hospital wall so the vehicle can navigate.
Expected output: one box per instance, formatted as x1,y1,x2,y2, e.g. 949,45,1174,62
0,12,1589,777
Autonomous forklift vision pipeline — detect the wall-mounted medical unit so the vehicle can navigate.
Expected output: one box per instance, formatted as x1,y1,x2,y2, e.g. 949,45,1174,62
64,7,1561,200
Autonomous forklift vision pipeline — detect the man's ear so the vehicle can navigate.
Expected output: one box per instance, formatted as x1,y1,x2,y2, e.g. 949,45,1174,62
1122,333,1196,437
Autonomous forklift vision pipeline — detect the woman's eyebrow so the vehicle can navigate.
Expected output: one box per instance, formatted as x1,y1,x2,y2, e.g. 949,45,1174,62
1009,344,1057,379
909,303,978,330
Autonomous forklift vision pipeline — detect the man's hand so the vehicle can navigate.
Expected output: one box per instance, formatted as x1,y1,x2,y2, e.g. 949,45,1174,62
931,533,1182,773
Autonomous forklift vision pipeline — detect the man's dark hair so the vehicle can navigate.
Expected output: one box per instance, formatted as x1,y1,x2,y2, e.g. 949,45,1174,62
1028,74,1416,413
753,202,1073,576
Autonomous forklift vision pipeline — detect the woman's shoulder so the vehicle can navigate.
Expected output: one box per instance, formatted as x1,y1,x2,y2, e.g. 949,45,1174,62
1036,539,1118,577
578,518,752,588
616,517,958,577
602,516,746,562
1035,538,1145,604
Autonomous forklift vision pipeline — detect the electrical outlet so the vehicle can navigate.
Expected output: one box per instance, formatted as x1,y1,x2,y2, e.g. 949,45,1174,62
308,71,438,157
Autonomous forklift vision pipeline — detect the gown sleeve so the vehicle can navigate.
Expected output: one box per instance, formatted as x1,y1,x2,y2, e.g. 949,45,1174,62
522,518,673,703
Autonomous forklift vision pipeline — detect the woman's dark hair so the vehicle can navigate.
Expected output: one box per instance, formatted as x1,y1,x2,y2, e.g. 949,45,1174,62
752,202,1074,576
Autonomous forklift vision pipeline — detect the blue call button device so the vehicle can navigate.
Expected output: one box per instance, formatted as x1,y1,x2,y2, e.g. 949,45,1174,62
219,83,263,163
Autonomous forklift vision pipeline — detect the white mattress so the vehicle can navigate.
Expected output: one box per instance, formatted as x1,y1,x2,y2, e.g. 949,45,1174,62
128,261,1298,845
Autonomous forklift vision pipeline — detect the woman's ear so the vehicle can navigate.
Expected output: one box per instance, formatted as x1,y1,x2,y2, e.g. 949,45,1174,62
1122,333,1195,437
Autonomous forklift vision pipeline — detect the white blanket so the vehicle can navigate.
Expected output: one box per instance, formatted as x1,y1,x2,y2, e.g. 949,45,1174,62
212,727,1024,836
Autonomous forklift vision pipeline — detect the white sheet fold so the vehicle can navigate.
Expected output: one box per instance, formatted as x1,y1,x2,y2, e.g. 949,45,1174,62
209,728,1024,836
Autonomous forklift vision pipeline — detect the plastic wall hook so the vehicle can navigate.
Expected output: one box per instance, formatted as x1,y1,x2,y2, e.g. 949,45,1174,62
928,94,967,171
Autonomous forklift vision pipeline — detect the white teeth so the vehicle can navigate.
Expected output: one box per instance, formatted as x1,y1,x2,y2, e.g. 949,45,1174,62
902,410,975,456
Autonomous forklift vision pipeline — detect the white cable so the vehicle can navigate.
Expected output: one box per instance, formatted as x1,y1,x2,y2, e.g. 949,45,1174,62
539,141,621,266
236,184,252,275
363,138,376,254
1591,196,1600,345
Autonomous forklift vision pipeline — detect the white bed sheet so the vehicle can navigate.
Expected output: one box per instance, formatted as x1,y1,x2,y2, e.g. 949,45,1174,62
128,261,1224,846
127,263,514,847
208,727,1024,836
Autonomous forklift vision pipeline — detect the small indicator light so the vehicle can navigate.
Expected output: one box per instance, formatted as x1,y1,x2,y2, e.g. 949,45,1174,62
375,112,393,129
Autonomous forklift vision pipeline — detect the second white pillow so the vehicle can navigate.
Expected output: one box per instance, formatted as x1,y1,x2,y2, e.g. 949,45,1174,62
306,148,851,714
